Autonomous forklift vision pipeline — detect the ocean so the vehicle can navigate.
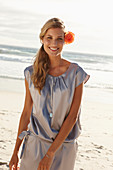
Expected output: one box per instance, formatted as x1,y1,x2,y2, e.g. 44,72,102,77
0,44,113,90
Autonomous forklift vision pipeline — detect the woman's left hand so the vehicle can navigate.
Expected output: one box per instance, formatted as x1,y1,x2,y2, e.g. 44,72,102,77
37,153,54,170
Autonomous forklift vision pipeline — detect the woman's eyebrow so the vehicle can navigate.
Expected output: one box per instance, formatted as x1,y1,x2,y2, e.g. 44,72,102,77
46,34,63,37
47,34,52,36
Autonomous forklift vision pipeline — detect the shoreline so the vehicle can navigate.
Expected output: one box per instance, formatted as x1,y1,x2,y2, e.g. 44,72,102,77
0,78,113,169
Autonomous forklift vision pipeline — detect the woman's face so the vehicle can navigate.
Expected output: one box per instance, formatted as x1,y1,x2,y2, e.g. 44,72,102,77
42,28,65,58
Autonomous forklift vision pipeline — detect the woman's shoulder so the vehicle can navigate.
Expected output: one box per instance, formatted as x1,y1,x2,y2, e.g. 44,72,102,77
62,59,79,70
24,65,33,75
65,61,87,78
66,61,79,72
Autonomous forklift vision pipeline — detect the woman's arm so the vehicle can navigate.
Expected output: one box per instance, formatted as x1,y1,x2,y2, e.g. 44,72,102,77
9,79,33,170
38,82,83,170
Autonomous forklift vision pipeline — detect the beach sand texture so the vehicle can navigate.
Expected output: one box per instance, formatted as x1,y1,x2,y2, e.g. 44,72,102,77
0,78,113,170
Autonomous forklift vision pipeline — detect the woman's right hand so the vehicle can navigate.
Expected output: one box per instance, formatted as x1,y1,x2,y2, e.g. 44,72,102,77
9,153,19,170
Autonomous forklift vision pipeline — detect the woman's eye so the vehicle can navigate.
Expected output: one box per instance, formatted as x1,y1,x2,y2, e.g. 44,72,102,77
58,38,63,41
47,37,52,40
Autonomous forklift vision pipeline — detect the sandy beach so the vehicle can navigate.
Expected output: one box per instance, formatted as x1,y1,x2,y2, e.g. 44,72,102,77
0,77,113,170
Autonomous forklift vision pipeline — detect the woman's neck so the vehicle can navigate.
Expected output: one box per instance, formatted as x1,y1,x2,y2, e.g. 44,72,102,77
49,57,63,69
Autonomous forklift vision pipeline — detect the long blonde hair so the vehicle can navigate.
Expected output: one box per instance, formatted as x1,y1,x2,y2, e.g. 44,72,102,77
31,18,65,94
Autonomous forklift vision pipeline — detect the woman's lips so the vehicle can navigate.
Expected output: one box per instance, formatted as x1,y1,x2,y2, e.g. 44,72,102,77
49,47,59,52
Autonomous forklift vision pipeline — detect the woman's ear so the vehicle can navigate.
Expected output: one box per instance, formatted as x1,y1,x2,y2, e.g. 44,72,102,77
40,39,43,44
40,36,43,44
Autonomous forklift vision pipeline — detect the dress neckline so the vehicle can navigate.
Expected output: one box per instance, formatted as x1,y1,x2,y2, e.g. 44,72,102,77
47,63,73,78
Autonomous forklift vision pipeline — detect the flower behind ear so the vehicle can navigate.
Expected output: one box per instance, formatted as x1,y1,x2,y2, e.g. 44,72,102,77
64,31,75,44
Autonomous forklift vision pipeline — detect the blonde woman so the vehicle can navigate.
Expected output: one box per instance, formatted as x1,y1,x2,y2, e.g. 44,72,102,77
9,18,90,170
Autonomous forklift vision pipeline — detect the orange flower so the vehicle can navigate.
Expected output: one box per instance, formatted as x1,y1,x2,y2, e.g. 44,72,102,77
64,31,75,44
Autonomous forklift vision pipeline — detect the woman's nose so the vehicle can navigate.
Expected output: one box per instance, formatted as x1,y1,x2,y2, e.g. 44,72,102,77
51,39,58,46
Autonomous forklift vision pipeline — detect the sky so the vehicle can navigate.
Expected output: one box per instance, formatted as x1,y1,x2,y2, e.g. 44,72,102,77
0,0,113,55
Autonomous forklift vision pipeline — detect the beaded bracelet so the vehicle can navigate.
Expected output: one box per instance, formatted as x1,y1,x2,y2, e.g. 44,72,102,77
45,154,50,158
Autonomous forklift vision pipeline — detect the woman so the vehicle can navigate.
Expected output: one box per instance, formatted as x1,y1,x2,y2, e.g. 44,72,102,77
9,18,90,170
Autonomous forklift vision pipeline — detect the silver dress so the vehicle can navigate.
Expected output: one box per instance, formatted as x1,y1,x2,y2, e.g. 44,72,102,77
19,62,89,170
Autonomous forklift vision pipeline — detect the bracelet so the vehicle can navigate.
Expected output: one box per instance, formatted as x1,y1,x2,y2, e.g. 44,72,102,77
45,154,50,158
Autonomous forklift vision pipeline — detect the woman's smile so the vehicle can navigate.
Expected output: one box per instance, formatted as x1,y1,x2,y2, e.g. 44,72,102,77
49,47,59,52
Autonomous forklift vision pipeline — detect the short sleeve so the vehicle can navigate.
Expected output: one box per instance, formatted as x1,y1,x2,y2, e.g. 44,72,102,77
75,65,90,88
24,65,33,87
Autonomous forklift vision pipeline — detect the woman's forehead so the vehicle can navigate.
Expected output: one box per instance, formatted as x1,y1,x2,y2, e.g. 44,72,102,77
45,28,64,36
